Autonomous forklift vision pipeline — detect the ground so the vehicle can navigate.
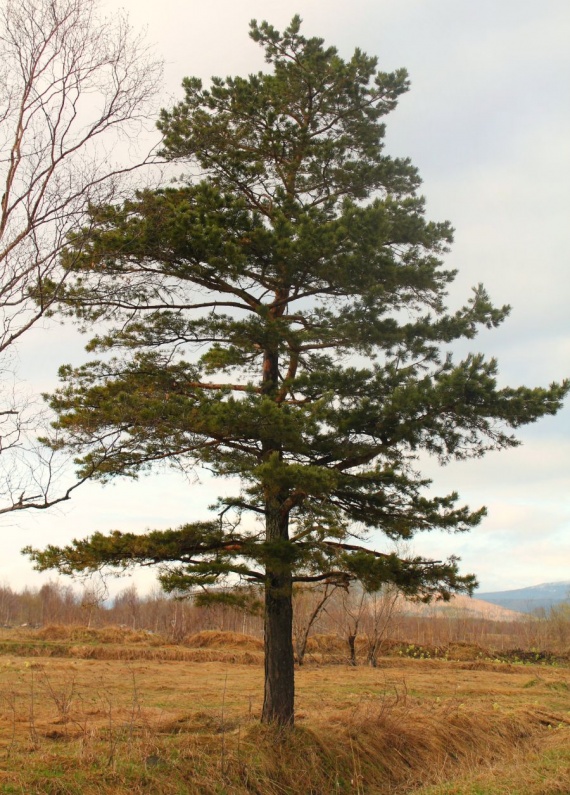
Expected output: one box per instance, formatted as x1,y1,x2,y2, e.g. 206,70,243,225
0,627,568,794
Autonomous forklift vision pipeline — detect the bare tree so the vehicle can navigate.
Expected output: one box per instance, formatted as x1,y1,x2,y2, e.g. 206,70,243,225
331,584,402,666
79,579,107,628
292,583,336,666
336,586,367,666
113,584,140,630
0,0,161,512
362,585,400,667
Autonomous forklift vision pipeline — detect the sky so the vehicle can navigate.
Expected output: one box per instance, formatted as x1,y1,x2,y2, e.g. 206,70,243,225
2,0,569,597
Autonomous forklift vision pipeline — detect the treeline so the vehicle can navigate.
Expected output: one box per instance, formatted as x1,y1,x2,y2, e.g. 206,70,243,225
0,581,263,638
1,581,569,656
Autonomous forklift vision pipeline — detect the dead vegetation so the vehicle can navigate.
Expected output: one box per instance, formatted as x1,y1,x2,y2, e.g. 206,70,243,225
0,626,568,671
0,629,568,793
183,630,264,650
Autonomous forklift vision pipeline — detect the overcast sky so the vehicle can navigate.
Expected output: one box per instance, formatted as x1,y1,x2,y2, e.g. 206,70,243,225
4,0,569,597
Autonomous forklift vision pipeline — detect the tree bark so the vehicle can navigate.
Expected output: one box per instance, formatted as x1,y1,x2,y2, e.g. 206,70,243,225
259,320,295,726
261,503,295,726
348,632,357,666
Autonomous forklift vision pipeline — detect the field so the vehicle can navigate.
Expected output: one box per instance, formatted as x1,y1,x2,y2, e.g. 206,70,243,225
0,627,569,794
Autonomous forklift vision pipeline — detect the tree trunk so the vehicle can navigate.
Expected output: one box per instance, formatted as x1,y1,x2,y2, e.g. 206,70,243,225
259,336,295,725
262,566,295,725
261,503,295,726
368,644,378,667
348,632,357,666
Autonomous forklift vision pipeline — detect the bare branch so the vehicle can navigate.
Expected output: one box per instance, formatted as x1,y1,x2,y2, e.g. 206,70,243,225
0,0,162,513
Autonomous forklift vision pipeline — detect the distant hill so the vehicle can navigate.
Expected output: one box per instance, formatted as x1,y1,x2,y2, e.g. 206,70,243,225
402,594,524,621
476,581,570,614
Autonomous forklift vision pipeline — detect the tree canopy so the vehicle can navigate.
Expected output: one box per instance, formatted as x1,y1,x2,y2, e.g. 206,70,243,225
26,16,569,725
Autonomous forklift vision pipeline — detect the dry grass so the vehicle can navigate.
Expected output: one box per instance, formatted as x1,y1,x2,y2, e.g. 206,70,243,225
183,630,264,650
0,629,568,793
0,625,264,665
35,625,164,645
413,732,570,795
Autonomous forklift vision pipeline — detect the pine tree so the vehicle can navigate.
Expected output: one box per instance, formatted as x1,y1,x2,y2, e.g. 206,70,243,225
25,17,568,726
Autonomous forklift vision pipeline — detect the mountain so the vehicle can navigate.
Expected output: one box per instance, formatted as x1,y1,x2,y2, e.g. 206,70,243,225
475,581,570,614
403,594,524,621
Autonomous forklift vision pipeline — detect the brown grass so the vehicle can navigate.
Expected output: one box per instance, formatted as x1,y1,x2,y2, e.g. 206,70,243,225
183,629,263,650
0,629,568,793
35,624,165,645
414,730,570,795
